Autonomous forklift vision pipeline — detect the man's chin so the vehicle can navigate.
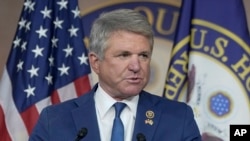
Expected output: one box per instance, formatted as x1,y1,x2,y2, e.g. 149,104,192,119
122,88,142,95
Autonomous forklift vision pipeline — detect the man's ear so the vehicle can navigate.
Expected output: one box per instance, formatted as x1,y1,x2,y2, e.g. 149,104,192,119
88,52,100,74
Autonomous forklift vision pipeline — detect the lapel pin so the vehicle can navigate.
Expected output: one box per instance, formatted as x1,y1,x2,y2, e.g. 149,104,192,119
145,110,154,125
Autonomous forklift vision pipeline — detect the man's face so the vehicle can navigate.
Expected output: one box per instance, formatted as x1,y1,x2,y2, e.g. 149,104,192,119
89,31,152,101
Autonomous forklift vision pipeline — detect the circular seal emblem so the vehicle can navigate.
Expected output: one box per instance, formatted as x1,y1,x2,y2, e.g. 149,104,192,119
146,110,155,119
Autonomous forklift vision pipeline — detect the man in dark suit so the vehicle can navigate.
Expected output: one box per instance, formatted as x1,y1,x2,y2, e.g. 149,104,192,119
29,9,201,141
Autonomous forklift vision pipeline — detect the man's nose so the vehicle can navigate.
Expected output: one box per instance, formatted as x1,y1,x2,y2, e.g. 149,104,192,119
128,56,140,73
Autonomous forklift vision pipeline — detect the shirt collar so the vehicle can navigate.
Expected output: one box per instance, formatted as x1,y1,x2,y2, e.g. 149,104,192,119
94,84,139,119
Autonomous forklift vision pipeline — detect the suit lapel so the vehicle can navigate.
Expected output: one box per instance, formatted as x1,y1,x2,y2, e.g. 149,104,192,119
71,85,101,141
69,86,161,141
132,92,162,141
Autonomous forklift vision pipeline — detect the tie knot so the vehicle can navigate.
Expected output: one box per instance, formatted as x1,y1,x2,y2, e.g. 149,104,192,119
114,102,126,117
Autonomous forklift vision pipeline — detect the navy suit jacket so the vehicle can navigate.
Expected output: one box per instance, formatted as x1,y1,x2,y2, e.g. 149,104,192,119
29,84,201,141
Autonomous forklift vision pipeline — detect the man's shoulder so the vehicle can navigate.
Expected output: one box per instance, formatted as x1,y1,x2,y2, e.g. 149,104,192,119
141,90,189,110
43,91,93,113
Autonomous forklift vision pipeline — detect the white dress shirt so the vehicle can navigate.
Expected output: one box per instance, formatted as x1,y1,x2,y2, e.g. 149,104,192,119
94,85,139,141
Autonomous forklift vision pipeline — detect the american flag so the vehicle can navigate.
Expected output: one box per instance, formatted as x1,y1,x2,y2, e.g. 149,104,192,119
0,0,91,140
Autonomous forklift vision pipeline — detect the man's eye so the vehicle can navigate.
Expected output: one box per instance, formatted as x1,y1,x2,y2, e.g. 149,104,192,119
119,53,130,57
140,54,149,59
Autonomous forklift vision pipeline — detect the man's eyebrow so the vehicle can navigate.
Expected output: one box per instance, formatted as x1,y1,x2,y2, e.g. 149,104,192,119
118,50,131,53
140,51,152,54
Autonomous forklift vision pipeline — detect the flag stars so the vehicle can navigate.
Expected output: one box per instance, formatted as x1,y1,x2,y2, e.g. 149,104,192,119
48,55,54,66
53,17,64,29
28,2,35,13
17,60,24,72
24,0,31,11
7,0,92,115
78,53,88,65
25,21,31,31
57,0,68,10
36,26,48,38
24,84,36,98
18,18,26,30
27,65,39,78
68,25,79,37
21,41,27,51
45,73,53,85
32,45,44,58
72,7,80,18
24,0,35,13
63,44,73,57
13,37,21,48
58,63,70,76
51,36,59,47
41,6,52,19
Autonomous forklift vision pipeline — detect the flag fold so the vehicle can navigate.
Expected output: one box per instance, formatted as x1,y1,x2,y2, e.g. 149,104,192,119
164,0,250,140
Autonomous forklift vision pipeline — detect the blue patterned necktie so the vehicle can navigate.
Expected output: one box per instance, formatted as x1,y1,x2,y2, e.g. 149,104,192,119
111,102,126,141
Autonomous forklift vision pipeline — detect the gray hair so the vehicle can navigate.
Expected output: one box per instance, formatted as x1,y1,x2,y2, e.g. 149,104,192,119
89,9,154,59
